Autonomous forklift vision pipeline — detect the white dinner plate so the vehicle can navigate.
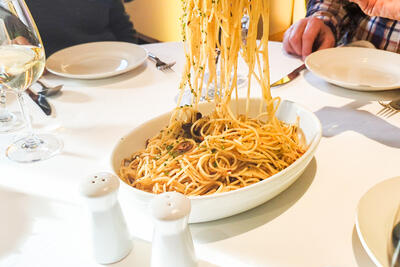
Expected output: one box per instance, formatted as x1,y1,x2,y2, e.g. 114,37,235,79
46,41,147,79
356,176,400,267
111,98,322,223
305,47,400,91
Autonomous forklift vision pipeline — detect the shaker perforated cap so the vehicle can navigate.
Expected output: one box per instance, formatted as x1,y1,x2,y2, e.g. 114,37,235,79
150,192,191,221
80,172,120,198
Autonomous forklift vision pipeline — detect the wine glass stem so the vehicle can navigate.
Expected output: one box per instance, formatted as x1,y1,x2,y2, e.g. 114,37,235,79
0,88,6,110
16,92,40,148
0,87,12,122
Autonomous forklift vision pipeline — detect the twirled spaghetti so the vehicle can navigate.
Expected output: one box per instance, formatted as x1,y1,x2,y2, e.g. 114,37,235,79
119,0,306,196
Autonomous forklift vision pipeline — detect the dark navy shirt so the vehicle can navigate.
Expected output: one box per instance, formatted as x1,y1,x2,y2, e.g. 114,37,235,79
26,0,137,56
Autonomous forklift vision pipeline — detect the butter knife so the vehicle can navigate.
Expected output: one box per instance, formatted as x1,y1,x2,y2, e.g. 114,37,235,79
271,63,306,87
392,222,400,267
26,88,52,116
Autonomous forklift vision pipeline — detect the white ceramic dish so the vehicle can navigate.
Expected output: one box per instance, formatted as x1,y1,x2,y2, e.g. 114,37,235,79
46,41,147,79
305,47,400,91
111,98,322,223
356,176,400,267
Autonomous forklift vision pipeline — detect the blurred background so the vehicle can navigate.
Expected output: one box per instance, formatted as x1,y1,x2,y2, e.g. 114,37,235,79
125,0,307,43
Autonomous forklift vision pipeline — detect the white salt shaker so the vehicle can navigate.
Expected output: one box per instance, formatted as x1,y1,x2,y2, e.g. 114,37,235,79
80,172,132,264
150,192,198,267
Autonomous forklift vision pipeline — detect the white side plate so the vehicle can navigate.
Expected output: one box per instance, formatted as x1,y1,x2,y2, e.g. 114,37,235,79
305,47,400,91
46,41,147,79
356,176,400,267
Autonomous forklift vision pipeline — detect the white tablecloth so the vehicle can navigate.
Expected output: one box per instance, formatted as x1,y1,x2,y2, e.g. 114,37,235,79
1,41,400,267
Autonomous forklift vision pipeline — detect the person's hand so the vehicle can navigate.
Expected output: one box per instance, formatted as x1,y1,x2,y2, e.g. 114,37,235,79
349,0,400,20
11,36,30,45
283,17,335,61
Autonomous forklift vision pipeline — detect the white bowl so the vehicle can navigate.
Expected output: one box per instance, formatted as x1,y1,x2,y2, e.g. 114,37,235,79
111,98,322,223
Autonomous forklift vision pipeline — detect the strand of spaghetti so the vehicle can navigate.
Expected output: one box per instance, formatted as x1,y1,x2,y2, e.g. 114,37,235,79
119,0,307,196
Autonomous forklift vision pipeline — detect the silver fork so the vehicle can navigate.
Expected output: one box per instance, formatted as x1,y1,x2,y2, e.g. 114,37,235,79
148,53,176,71
378,99,400,118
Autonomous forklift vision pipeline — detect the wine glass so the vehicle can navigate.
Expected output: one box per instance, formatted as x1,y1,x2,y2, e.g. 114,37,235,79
0,0,62,162
0,85,24,132
204,14,249,99
175,15,249,106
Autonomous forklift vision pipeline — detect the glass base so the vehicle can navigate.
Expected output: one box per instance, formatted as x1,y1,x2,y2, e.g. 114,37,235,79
175,72,248,106
203,71,247,93
6,133,63,163
0,111,24,133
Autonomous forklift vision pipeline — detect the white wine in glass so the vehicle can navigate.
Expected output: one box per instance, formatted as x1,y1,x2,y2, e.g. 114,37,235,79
0,0,62,162
0,45,45,91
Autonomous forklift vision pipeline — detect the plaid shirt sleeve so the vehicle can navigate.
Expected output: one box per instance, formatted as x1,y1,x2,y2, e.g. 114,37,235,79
306,0,349,41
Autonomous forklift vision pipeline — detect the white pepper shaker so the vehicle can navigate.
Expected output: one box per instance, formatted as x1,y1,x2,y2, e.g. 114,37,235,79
150,192,198,267
80,172,132,264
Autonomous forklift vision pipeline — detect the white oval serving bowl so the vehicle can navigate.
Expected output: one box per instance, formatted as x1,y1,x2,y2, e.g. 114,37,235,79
111,98,322,223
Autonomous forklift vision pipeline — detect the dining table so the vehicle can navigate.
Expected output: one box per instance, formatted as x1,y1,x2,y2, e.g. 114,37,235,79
1,41,400,267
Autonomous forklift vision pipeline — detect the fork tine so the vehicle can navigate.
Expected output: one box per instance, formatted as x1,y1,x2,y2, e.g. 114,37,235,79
149,53,175,72
385,109,398,118
381,107,393,117
390,110,399,118
377,100,393,116
158,66,171,72
159,62,176,72
165,62,176,69
384,108,397,117
377,106,388,116
377,100,400,118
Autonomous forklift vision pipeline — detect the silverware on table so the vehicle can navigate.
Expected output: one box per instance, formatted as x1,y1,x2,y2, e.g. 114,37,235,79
148,53,176,71
36,80,63,97
378,99,400,118
26,88,52,116
271,63,306,87
270,42,374,88
392,222,400,267
391,203,400,267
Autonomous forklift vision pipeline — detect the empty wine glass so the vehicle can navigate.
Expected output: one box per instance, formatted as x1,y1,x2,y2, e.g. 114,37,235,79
175,15,249,106
0,85,24,132
0,0,62,162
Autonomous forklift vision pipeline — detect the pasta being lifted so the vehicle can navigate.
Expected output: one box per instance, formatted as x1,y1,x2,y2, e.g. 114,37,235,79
119,0,306,196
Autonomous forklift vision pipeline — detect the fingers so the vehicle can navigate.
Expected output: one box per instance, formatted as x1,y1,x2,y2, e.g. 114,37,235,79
301,18,324,59
302,21,335,60
283,26,295,54
287,19,308,56
318,27,335,50
283,17,332,60
283,19,308,57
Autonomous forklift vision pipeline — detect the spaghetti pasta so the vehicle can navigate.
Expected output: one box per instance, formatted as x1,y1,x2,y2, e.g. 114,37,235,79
119,0,306,196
